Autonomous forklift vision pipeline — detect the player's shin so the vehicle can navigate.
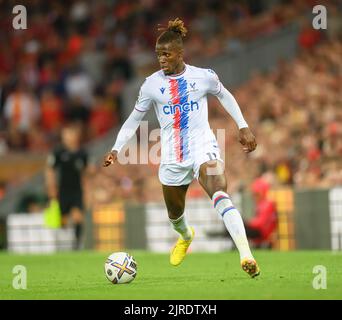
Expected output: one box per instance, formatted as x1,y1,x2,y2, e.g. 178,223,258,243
169,214,192,240
212,191,253,260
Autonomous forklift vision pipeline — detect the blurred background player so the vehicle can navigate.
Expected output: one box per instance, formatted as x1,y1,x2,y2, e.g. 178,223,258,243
45,123,88,249
246,178,278,248
103,18,260,278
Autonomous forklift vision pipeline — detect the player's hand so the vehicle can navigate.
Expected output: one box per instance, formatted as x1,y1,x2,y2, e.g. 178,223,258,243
103,150,118,167
239,127,257,153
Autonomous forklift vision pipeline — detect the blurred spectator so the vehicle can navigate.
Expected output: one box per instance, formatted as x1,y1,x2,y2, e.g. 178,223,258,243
64,65,94,109
0,181,6,200
0,72,12,128
0,130,8,155
326,2,342,41
106,48,134,82
63,96,90,128
40,88,64,138
26,125,50,152
298,19,323,50
89,92,118,138
79,38,107,86
3,82,40,149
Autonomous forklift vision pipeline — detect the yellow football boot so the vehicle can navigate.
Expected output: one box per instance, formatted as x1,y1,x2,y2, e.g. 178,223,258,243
170,227,195,266
241,258,260,278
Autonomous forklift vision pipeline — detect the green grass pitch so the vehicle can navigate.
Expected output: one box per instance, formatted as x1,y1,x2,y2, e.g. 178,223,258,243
0,250,341,300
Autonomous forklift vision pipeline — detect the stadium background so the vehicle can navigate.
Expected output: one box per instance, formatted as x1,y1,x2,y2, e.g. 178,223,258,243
0,0,341,258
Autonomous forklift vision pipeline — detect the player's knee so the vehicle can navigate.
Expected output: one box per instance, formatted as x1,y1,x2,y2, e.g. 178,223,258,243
208,176,227,198
167,205,185,219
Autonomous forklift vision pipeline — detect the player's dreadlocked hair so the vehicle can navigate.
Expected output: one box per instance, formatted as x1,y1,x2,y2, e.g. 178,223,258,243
157,18,187,47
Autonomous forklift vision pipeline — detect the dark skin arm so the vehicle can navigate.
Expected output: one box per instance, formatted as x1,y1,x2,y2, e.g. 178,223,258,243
103,150,118,167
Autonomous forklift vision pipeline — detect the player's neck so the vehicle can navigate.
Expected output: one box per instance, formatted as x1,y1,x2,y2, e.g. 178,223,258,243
170,62,186,76
65,144,79,152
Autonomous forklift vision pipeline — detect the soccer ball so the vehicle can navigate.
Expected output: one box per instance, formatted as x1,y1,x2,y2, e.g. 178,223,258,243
104,252,137,284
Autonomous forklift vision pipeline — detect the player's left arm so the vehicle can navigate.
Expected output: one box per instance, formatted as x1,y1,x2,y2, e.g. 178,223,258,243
45,152,58,200
208,70,257,153
216,88,257,153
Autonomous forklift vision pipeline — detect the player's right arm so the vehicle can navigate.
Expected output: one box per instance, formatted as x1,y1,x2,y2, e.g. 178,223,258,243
103,81,152,167
45,152,58,200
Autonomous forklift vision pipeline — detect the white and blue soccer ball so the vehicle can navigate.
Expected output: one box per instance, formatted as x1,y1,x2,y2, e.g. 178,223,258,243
104,252,137,284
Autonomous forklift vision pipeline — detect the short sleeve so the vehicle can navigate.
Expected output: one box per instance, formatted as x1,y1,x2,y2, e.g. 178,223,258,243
134,80,153,113
206,69,222,96
47,151,57,168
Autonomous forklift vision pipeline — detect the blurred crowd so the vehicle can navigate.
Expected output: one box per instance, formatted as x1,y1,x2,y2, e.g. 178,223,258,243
0,0,334,153
0,0,341,205
218,39,342,191
89,38,342,205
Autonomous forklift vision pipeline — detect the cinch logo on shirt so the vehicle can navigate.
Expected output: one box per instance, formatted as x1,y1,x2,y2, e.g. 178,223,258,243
162,101,199,115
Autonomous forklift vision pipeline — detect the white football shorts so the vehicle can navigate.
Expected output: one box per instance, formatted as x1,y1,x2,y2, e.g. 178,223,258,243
158,143,223,186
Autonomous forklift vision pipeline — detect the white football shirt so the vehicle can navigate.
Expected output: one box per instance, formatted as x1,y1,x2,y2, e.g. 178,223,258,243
134,64,223,164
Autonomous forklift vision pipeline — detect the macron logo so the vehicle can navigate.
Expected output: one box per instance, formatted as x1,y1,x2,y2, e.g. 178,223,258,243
160,87,165,94
162,101,199,115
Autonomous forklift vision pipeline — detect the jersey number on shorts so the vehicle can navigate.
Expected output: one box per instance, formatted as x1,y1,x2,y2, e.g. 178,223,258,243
206,152,217,161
